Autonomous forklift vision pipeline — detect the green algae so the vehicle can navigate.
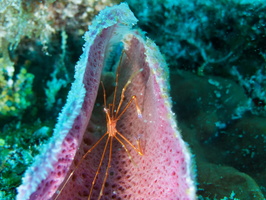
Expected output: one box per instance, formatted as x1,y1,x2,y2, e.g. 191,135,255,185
0,65,34,118
0,121,53,200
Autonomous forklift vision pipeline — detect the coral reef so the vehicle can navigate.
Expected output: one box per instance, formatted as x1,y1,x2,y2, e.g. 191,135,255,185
1,0,266,199
127,0,266,76
0,0,123,120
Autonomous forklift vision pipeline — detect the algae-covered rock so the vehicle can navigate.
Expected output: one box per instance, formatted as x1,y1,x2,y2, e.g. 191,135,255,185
197,162,265,200
170,70,249,141
222,115,266,173
170,69,266,199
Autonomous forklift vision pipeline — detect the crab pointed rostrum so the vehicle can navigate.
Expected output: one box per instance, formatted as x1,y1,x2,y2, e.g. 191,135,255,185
17,3,196,200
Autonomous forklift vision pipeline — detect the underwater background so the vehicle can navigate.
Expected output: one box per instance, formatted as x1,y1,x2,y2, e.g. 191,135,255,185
0,0,265,199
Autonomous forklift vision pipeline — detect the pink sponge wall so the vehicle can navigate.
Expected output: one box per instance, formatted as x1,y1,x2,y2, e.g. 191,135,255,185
17,3,196,200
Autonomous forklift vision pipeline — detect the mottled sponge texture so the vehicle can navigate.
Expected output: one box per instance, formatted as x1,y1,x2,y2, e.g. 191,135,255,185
17,3,195,200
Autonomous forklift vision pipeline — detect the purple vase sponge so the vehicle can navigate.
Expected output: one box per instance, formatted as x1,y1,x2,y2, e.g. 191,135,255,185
17,3,196,200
